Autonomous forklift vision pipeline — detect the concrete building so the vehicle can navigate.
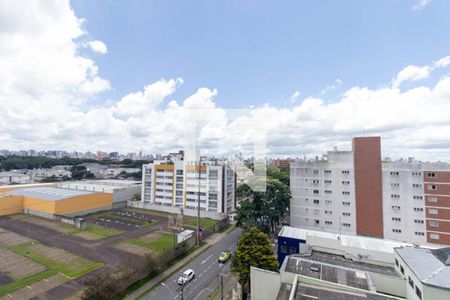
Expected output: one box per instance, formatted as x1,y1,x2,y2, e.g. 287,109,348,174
59,179,141,208
140,152,235,216
0,171,32,185
290,136,450,245
395,246,450,300
0,185,112,218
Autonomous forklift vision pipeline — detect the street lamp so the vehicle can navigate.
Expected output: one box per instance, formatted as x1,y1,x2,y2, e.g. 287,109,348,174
196,155,206,246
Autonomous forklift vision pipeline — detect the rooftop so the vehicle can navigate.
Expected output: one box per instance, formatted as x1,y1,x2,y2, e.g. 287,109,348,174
283,256,374,291
277,283,400,300
396,246,450,289
278,226,411,254
6,187,95,201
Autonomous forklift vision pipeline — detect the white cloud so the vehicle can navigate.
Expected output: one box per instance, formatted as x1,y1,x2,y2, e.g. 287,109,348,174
1,1,450,161
412,0,431,10
320,78,343,96
85,40,108,54
290,91,300,102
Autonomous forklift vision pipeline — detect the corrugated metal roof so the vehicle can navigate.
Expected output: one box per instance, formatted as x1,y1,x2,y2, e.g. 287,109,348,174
396,247,450,289
7,187,95,201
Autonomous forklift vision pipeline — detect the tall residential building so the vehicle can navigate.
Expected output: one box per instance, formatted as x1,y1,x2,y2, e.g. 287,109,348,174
290,136,450,245
141,153,236,215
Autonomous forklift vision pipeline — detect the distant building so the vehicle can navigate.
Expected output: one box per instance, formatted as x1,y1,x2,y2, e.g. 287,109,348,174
271,158,291,169
140,152,235,216
290,136,450,245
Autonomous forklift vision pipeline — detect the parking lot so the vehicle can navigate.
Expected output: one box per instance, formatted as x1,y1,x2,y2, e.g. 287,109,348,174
83,209,162,231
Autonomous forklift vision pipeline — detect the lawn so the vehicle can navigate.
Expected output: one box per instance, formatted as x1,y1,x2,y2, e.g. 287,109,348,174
0,269,55,297
71,223,124,240
127,232,174,252
182,216,218,230
10,242,103,279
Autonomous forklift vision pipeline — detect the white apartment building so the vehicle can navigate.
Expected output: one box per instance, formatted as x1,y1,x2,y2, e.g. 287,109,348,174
290,136,450,246
141,154,235,215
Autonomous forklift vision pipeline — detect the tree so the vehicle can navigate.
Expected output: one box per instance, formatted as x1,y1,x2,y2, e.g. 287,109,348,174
82,274,121,300
70,165,95,180
232,227,278,285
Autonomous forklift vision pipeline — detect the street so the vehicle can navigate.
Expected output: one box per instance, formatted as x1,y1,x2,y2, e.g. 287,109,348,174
144,227,242,300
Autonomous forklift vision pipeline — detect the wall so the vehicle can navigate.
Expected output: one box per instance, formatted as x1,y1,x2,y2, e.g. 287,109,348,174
55,193,112,216
23,196,56,214
369,272,406,298
127,201,227,221
277,235,305,266
250,266,281,300
0,195,23,216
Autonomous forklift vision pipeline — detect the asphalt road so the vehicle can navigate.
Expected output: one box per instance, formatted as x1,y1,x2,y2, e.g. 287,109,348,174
144,227,242,300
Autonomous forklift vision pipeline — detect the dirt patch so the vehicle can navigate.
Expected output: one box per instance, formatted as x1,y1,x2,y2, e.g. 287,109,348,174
113,242,155,257
28,244,94,270
0,274,67,300
0,248,46,280
0,230,29,246
0,272,13,288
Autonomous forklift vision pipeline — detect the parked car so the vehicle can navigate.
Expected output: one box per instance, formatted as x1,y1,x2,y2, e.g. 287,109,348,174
218,250,232,263
177,269,195,285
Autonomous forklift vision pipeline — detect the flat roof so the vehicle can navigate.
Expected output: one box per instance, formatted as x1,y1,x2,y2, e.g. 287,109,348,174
6,187,95,201
277,283,400,300
279,226,411,254
302,251,400,277
284,256,373,291
396,246,450,289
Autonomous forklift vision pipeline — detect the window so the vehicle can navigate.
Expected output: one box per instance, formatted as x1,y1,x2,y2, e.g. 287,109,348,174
313,169,319,175
415,232,425,236
429,208,438,215
324,170,332,174
314,219,320,225
280,245,287,254
390,171,399,176
325,200,332,205
342,202,350,206
391,183,400,188
391,194,400,199
414,207,424,212
430,233,440,240
413,196,423,200
313,199,320,204
414,219,424,224
415,286,422,300
408,276,414,289
392,229,402,233
392,217,401,221
325,180,332,184
342,191,350,195
176,190,183,196
413,184,422,188
289,247,297,254
429,221,439,227
313,179,320,184
313,190,319,194
324,190,332,194
427,184,437,190
427,172,436,178
392,205,400,210
395,258,399,267
400,265,404,275
325,221,332,225
343,212,351,216
428,196,438,203
342,170,350,175
342,223,351,227
324,210,332,215
342,180,350,185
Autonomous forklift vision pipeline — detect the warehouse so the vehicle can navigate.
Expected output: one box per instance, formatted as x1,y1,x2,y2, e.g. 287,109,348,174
0,186,112,218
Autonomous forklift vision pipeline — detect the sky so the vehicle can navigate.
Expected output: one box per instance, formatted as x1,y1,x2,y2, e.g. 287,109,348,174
1,0,450,161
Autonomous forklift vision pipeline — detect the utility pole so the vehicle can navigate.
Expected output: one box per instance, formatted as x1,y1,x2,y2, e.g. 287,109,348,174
196,156,203,246
220,273,224,300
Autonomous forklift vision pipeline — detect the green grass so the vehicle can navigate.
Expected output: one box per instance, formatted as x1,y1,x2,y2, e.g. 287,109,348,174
0,269,56,297
10,242,103,279
127,232,174,252
182,216,218,230
70,223,124,239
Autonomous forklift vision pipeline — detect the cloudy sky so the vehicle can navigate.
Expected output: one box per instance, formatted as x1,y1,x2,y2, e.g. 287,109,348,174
1,0,450,161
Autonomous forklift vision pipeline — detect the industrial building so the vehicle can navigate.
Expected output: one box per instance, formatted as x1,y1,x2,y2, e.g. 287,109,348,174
59,179,141,208
0,185,112,218
290,136,450,245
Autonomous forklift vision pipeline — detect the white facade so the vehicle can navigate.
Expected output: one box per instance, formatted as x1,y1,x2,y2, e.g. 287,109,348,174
382,163,427,243
290,150,357,235
141,158,235,215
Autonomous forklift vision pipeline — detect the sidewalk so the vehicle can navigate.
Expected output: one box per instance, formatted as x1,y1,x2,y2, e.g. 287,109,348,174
124,228,233,300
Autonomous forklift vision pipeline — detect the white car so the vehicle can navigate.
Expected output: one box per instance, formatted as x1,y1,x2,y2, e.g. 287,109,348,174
177,269,195,285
